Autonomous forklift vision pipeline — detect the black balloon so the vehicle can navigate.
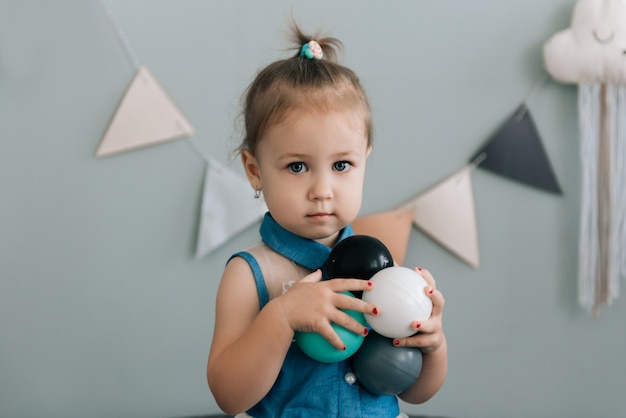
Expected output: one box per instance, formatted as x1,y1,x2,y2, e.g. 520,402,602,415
327,235,393,297
352,330,423,396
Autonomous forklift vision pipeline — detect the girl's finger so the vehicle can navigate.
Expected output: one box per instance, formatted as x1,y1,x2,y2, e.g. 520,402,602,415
394,332,440,350
299,269,323,283
415,267,445,315
329,310,370,340
408,318,440,335
334,292,379,317
328,277,375,293
314,323,346,351
432,290,446,314
415,267,435,287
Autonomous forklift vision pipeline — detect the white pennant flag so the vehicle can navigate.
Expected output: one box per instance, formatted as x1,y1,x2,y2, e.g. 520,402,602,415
402,165,480,268
96,66,194,158
196,158,267,258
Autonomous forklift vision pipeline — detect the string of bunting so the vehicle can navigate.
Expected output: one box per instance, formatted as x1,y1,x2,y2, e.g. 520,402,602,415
95,0,562,270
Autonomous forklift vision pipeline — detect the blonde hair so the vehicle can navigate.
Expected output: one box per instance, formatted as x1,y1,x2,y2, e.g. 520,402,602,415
237,20,373,156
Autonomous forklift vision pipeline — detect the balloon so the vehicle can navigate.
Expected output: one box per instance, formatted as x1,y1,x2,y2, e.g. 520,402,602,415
327,235,393,297
352,330,423,395
362,266,433,338
295,291,366,363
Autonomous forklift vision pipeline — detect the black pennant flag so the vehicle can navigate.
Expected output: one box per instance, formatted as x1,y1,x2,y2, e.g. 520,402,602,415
470,104,562,195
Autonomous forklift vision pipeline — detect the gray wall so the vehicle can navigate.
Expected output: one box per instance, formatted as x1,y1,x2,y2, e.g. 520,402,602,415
1,1,625,417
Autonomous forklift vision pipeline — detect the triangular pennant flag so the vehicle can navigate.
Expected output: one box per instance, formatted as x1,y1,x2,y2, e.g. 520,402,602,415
352,208,415,265
470,104,562,195
403,166,480,268
96,66,194,158
196,158,267,258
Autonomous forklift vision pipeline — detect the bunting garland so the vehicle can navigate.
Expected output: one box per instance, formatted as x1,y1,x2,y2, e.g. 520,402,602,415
97,0,266,257
95,2,564,277
351,97,560,269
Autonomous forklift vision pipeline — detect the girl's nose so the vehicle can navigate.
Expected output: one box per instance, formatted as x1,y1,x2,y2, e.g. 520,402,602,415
308,175,333,201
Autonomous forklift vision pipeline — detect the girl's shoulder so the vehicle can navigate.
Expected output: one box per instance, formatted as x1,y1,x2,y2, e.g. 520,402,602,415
243,243,312,301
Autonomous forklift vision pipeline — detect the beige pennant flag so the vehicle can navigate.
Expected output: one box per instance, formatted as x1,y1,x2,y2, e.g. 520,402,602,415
96,66,194,158
403,166,480,268
352,208,415,265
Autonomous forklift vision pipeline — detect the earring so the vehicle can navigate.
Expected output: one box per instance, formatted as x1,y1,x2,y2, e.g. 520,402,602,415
254,189,261,199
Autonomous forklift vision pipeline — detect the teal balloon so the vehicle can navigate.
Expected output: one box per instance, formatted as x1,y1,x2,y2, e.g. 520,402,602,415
295,291,366,363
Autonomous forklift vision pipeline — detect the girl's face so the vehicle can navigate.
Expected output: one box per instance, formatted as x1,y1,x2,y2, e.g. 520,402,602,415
243,109,371,247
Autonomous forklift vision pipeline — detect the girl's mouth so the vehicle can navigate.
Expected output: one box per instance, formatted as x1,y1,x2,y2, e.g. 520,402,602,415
308,212,332,221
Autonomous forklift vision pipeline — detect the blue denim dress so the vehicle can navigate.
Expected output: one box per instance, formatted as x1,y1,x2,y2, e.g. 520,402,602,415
230,213,400,418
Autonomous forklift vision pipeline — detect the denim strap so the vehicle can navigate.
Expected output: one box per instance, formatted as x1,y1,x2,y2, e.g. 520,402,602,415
229,251,269,308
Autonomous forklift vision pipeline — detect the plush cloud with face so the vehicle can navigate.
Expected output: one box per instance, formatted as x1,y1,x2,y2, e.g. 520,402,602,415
543,0,626,84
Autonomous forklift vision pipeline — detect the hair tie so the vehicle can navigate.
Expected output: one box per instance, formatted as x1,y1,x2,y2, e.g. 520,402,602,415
300,40,323,60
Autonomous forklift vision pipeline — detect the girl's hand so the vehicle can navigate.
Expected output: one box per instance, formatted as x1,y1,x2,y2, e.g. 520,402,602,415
393,267,445,354
274,270,378,351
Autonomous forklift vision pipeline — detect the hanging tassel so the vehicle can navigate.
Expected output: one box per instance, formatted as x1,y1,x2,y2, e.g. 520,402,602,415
578,84,626,318
595,83,612,318
578,84,600,315
616,88,626,285
608,86,626,304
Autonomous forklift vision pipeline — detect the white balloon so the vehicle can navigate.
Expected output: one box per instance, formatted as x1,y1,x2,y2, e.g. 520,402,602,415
363,266,433,338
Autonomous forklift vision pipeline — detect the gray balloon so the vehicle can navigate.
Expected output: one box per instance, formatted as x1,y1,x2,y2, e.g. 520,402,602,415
352,331,423,395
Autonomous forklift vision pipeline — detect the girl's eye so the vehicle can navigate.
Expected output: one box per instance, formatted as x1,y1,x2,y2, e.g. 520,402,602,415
333,161,352,172
288,162,307,173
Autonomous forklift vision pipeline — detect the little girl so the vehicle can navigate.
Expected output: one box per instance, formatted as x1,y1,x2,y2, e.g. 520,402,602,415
207,21,447,417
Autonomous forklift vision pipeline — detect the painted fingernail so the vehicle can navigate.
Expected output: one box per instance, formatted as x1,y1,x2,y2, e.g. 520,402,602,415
363,328,369,336
417,267,423,271
367,281,373,287
428,288,434,294
372,307,379,315
414,322,421,329
342,346,347,351
393,339,400,346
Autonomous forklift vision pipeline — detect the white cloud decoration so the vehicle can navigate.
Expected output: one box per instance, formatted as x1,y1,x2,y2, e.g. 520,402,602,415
543,0,626,84
543,0,626,317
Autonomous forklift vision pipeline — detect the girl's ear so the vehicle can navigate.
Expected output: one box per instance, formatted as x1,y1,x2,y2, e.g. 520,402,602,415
241,149,261,189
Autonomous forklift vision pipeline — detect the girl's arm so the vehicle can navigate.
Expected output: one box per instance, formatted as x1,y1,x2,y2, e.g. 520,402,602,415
207,257,294,414
207,257,377,415
398,335,448,404
395,267,448,404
